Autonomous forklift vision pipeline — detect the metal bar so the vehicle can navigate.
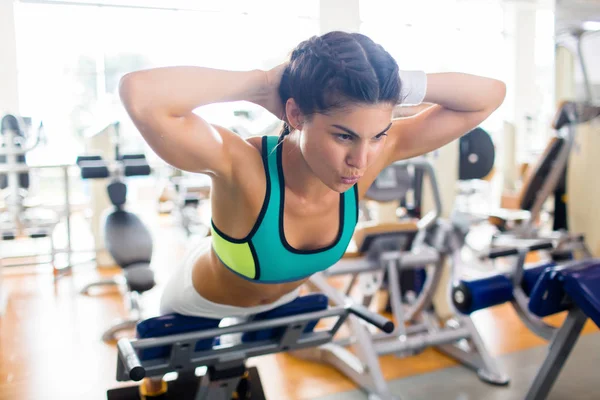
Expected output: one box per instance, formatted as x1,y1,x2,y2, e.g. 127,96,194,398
405,262,442,322
525,308,587,400
333,323,427,347
118,331,335,381
387,259,406,335
131,309,346,349
393,158,443,230
325,259,378,276
62,165,73,268
373,326,471,355
309,273,394,398
448,316,510,385
0,163,72,173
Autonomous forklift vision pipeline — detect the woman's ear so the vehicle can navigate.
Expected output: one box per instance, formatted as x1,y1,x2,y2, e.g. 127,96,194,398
285,98,303,130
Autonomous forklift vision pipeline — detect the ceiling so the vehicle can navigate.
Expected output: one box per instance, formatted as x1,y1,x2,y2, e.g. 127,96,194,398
20,0,600,33
556,0,600,33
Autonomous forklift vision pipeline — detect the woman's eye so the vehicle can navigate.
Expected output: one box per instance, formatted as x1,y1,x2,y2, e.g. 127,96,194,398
336,134,353,141
374,133,388,140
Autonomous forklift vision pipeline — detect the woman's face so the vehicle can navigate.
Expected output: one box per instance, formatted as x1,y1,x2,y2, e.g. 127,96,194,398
298,103,394,192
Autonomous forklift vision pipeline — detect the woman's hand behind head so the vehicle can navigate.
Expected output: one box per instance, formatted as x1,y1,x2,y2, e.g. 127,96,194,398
256,63,288,121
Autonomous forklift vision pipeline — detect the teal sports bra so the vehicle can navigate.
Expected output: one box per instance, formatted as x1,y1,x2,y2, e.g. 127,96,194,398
210,135,359,283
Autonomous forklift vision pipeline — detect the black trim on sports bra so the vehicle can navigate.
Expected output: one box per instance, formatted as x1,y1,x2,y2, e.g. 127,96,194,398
276,140,345,254
210,136,272,243
248,240,261,280
354,184,359,221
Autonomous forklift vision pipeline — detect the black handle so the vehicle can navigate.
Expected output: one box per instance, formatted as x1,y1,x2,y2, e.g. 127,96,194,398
487,241,553,259
117,339,145,381
488,247,518,259
528,241,553,252
347,303,394,333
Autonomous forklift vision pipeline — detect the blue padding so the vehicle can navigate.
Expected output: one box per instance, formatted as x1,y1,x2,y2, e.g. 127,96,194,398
456,275,514,314
560,259,600,328
455,262,557,315
528,269,569,318
413,268,427,297
527,261,589,318
242,294,329,343
135,314,221,361
522,262,556,296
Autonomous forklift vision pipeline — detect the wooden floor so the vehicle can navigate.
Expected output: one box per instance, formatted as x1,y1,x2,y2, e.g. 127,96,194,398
1,213,598,400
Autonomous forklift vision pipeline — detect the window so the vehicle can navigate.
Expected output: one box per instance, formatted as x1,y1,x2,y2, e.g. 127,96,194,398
14,0,319,164
359,0,507,138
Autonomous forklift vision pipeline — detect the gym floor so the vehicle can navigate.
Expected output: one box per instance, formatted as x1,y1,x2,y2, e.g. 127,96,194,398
1,205,598,400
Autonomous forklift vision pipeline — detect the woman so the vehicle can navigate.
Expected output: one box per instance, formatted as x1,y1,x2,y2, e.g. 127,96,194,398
119,31,506,320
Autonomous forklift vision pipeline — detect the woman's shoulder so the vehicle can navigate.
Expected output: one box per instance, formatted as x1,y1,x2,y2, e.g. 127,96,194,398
211,133,266,191
245,135,263,153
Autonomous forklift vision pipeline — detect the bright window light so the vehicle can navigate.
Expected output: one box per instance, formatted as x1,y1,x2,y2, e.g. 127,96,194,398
582,21,600,31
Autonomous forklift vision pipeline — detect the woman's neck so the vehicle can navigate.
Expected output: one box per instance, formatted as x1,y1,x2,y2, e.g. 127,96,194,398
280,135,334,202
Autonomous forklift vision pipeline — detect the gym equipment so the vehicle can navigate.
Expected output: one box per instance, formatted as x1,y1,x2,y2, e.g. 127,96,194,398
0,114,85,315
76,121,156,342
304,158,507,400
452,239,600,400
0,114,57,315
459,127,495,181
487,101,600,240
107,293,394,399
0,114,59,243
455,127,496,213
170,174,211,237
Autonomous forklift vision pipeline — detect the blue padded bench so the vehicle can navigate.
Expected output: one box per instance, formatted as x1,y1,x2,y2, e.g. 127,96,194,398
528,259,600,328
453,258,600,400
108,293,370,400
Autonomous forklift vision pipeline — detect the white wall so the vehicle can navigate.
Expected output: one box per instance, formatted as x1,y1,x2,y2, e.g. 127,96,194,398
319,0,360,33
0,0,20,115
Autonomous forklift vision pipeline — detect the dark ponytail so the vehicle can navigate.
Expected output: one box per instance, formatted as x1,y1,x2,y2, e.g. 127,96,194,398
278,122,291,144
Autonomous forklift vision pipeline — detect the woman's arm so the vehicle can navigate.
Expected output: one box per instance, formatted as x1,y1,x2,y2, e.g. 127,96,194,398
119,66,280,177
386,72,506,162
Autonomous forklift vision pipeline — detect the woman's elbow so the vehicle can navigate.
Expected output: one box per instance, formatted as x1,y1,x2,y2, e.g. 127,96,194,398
491,79,507,109
119,73,148,118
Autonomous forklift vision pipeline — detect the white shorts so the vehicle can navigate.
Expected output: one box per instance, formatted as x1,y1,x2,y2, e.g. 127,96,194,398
159,237,300,319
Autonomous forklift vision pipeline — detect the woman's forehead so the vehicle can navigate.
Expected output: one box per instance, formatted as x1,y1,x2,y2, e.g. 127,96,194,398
313,104,393,129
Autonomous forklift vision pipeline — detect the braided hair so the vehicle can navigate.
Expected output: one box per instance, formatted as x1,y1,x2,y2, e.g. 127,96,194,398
277,31,401,143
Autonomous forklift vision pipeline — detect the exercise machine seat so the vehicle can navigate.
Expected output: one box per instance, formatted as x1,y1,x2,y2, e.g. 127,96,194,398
135,294,328,361
104,210,155,292
518,137,564,212
486,137,563,229
347,220,419,258
529,259,600,328
562,262,600,328
454,259,600,326
105,210,153,267
123,263,157,293
552,101,600,131
136,314,222,361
